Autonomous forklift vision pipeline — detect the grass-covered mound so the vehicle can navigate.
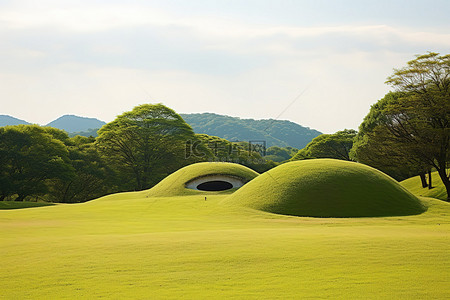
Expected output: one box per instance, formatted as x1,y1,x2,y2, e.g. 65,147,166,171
401,170,447,201
225,159,426,217
147,162,259,197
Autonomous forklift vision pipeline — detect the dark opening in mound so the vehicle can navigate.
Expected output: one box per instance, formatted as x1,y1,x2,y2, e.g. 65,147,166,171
196,180,233,191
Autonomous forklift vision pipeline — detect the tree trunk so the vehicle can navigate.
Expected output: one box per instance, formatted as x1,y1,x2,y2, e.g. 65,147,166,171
436,168,450,202
15,194,26,201
428,170,432,189
419,172,428,188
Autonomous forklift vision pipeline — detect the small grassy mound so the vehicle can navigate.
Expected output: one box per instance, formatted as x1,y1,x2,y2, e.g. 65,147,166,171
225,159,426,217
147,162,259,197
0,201,55,210
401,171,447,201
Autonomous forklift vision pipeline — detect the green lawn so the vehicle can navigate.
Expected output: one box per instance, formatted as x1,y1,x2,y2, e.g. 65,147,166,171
1,190,450,299
401,170,448,201
0,201,55,209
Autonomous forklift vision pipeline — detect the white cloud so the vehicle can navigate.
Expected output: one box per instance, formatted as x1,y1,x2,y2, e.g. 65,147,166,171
0,1,449,133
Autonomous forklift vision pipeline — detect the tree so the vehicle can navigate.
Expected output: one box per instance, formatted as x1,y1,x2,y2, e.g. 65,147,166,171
96,104,200,190
383,52,450,200
350,92,429,181
47,136,114,203
265,146,297,162
292,129,357,161
0,125,74,201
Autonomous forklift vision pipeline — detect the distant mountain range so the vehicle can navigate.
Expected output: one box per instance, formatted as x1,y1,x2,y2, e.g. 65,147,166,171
0,115,30,126
0,114,106,137
180,113,321,149
1,113,321,148
46,115,106,133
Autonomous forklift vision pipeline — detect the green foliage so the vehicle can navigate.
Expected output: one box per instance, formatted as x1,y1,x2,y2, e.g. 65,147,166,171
146,162,259,197
292,129,357,161
265,146,297,162
181,113,322,148
68,128,100,138
47,136,114,203
350,92,423,180
96,104,200,190
354,52,450,199
0,125,74,201
225,159,426,217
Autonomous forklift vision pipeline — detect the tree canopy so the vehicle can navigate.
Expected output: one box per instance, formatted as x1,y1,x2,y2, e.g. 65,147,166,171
96,104,199,190
0,125,74,201
353,52,449,199
292,129,357,161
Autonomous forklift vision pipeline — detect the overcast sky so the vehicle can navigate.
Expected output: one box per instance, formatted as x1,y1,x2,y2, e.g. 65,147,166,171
1,0,449,133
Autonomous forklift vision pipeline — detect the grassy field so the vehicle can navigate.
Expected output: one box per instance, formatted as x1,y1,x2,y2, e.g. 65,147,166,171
401,170,447,201
0,201,55,209
1,189,450,299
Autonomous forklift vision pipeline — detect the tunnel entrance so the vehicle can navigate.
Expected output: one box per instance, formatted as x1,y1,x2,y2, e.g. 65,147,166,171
196,180,233,191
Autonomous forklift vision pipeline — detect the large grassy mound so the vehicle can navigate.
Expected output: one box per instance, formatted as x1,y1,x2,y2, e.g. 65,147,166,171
225,159,426,217
146,162,259,197
401,170,447,201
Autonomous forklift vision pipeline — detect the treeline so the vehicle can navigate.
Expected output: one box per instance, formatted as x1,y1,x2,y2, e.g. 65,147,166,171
0,104,285,202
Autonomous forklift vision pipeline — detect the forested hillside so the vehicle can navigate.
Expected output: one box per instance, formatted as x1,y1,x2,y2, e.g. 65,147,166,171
181,113,322,148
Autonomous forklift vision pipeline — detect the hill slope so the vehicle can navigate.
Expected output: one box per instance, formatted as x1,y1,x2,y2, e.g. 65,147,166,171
0,115,30,126
401,171,447,201
45,114,106,133
225,159,426,217
181,113,321,148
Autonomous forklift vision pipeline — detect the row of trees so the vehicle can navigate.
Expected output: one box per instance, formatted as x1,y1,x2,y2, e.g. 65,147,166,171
292,52,449,200
0,126,112,202
1,104,277,202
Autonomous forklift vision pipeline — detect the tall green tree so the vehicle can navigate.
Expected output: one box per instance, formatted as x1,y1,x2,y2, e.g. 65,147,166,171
385,52,450,200
353,52,449,199
96,104,199,190
350,92,428,181
292,129,357,161
0,125,74,201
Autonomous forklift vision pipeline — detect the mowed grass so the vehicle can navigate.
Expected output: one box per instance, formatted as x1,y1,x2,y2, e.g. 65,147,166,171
1,191,450,299
226,159,426,217
401,170,448,201
0,201,55,210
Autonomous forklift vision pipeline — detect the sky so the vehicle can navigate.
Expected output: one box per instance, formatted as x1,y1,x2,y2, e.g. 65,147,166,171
1,0,449,133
